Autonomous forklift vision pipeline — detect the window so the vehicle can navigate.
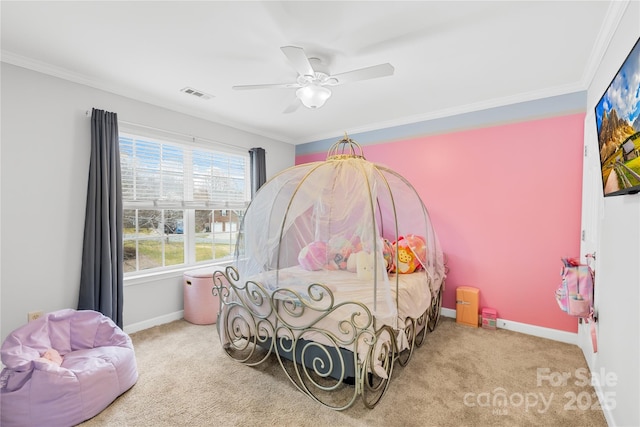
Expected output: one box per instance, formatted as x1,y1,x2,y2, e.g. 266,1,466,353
120,133,249,275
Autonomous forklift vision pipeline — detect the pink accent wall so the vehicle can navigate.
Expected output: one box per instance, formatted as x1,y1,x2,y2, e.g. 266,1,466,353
296,113,585,332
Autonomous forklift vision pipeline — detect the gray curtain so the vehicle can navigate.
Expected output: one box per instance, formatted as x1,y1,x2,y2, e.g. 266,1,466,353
78,108,124,328
249,147,266,197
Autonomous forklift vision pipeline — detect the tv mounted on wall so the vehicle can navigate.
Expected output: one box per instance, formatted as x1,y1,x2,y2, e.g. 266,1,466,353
594,37,640,197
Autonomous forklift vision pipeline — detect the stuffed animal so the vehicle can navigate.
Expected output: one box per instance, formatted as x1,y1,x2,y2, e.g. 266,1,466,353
382,239,395,272
354,251,388,280
356,251,375,280
405,234,427,268
392,234,427,274
325,235,356,270
298,241,328,271
395,246,418,274
349,240,393,274
346,253,358,272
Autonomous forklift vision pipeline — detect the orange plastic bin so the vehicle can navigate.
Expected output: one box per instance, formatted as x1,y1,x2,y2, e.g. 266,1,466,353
183,267,220,325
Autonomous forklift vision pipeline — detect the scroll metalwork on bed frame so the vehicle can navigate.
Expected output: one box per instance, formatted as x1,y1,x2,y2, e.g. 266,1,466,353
213,266,400,410
210,134,447,410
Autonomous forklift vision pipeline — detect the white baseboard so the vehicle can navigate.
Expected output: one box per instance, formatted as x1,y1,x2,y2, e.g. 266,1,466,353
123,310,184,335
591,375,617,427
441,307,456,319
440,308,578,345
126,308,578,346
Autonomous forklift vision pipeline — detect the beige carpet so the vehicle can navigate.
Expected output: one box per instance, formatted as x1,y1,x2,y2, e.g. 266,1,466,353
80,317,607,427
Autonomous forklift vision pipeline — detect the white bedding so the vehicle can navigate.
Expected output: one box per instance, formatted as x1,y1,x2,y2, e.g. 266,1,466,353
255,266,432,323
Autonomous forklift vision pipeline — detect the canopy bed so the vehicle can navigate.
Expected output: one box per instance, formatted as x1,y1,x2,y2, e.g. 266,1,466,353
213,135,446,409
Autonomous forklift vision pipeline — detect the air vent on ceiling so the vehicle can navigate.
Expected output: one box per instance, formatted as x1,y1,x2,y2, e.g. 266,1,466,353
180,87,214,100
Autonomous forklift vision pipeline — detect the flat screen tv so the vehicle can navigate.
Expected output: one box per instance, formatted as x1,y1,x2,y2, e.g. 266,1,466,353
594,37,640,197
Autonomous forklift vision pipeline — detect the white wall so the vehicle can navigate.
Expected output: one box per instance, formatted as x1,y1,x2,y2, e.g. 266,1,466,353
0,63,295,343
580,3,639,426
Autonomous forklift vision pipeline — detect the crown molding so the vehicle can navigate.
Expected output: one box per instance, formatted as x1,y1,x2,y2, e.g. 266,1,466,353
295,2,631,145
1,50,297,145
298,81,586,145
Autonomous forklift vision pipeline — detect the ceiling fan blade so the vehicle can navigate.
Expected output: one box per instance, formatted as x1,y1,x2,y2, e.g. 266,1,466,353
328,63,395,85
282,97,301,114
280,46,315,77
232,82,300,90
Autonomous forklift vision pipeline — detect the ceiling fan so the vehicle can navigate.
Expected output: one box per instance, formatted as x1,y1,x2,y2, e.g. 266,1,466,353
232,46,394,112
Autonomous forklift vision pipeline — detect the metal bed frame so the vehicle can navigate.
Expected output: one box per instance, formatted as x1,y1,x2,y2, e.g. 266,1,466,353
213,265,444,410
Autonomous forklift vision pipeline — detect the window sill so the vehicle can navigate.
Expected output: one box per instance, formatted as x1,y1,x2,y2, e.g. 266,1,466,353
124,261,233,287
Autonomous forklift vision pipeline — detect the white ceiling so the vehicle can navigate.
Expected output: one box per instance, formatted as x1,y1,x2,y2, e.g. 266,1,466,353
0,1,623,145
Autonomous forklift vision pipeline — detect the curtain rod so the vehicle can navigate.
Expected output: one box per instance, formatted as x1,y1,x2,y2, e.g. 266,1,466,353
84,110,246,152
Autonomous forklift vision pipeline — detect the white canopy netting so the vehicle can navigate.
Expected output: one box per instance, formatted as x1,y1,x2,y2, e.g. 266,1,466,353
234,136,445,329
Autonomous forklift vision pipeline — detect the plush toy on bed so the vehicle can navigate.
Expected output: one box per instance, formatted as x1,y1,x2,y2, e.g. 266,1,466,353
353,240,395,271
346,239,394,274
346,253,358,273
325,235,362,270
382,239,395,272
298,241,328,271
348,251,387,280
392,234,427,274
356,251,375,280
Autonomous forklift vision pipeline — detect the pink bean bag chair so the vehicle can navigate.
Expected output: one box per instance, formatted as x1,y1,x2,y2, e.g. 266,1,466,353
0,309,138,427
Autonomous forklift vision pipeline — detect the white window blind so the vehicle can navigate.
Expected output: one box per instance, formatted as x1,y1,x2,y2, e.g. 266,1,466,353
120,133,250,210
190,148,248,209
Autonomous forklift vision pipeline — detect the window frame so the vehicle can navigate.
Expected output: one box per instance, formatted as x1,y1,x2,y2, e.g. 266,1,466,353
119,129,250,282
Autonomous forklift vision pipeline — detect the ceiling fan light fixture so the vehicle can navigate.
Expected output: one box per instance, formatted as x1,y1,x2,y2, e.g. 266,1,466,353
296,84,332,109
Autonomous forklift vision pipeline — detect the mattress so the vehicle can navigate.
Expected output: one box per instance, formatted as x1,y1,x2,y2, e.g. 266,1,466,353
256,266,431,322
